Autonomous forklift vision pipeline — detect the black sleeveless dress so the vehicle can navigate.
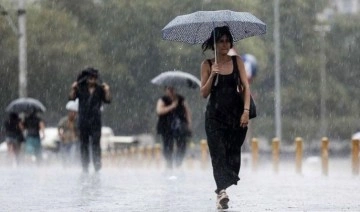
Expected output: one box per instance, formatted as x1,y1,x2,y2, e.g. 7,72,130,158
205,56,248,194
156,95,187,136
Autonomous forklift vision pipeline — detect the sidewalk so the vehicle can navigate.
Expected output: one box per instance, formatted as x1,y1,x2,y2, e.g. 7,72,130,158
0,158,359,211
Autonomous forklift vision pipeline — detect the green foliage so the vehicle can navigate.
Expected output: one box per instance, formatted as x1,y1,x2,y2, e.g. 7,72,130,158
0,0,357,143
25,6,108,124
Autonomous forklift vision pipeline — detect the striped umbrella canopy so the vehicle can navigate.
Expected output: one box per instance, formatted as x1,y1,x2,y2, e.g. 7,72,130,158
162,10,266,44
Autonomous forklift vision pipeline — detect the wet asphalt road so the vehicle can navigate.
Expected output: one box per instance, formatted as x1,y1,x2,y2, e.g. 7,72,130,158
0,156,359,212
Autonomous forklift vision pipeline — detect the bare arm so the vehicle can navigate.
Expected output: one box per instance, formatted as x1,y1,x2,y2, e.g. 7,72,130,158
237,57,250,110
156,98,177,116
183,100,192,128
39,121,46,140
237,56,251,127
58,128,65,141
18,121,24,131
102,82,111,103
57,120,64,140
69,81,78,100
200,60,219,98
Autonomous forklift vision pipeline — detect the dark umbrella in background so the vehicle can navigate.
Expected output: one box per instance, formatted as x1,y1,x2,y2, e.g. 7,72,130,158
6,97,46,113
151,70,201,89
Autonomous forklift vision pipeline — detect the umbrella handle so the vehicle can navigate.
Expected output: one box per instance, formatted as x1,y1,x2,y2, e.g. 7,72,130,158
213,29,219,86
213,29,217,64
214,74,219,86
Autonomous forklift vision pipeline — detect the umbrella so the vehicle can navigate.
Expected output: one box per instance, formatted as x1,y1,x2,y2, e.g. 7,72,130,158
162,10,266,45
162,10,266,85
151,70,201,89
6,97,46,113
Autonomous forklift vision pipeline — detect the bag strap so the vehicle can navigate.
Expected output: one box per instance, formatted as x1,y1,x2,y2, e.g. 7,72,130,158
208,57,240,90
231,56,242,88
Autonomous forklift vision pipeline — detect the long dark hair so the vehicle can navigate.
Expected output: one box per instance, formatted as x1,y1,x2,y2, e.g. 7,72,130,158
201,26,233,53
77,67,101,87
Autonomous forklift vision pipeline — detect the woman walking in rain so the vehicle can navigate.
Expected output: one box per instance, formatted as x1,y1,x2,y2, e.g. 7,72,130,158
69,67,111,173
200,26,250,210
156,86,192,170
58,100,80,166
3,112,24,165
24,110,45,163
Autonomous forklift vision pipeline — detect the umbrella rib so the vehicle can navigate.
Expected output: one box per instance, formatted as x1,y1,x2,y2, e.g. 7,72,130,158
193,22,204,44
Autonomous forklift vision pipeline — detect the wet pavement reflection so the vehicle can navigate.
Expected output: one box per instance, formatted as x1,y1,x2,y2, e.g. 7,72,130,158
0,158,360,211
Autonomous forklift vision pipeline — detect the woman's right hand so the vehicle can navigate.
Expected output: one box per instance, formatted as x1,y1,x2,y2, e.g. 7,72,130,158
102,82,110,91
171,99,178,109
71,81,78,89
211,63,221,77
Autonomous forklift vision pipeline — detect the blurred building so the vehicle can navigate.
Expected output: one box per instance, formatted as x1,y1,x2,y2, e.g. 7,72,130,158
330,0,359,14
318,0,359,23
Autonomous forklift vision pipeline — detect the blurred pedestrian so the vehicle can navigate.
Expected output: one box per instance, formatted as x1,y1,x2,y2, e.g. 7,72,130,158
3,112,24,165
200,26,251,210
23,110,45,163
352,129,360,140
57,100,80,166
69,67,111,173
156,86,192,170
